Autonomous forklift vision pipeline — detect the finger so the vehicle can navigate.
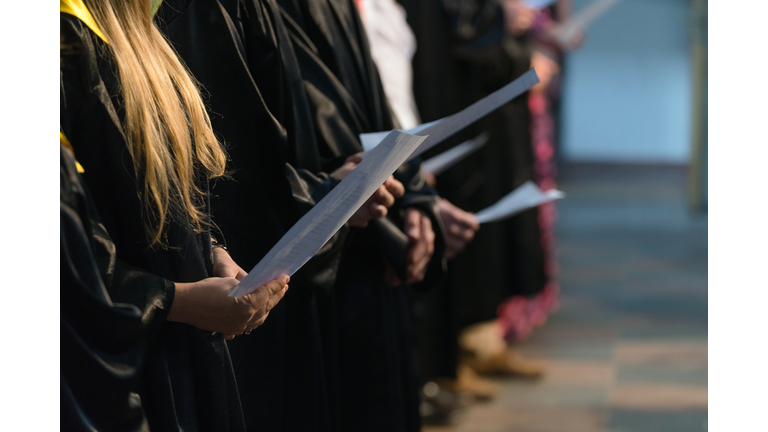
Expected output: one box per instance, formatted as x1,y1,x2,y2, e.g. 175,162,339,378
445,236,465,252
249,314,267,330
236,268,248,281
445,238,464,259
384,176,405,198
422,216,435,256
470,216,480,231
224,334,236,340
346,153,363,164
407,242,427,281
369,201,387,219
403,209,421,241
264,277,288,295
373,186,395,208
412,242,432,282
266,285,289,312
406,233,426,267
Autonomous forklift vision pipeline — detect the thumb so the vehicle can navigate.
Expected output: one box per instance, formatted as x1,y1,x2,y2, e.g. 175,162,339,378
404,209,421,241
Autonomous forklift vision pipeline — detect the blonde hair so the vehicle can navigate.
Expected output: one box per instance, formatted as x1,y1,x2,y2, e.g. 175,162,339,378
83,0,227,246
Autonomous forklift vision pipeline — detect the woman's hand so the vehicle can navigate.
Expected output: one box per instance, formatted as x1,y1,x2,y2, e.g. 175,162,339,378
502,0,536,36
330,153,406,228
348,176,405,228
403,207,435,284
168,275,289,339
530,50,561,94
330,153,363,180
237,274,290,333
438,198,480,259
212,246,247,280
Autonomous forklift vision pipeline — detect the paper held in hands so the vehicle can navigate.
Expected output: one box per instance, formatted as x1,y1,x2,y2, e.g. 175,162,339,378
359,69,539,159
229,130,428,298
475,181,565,224
553,0,620,45
421,133,489,176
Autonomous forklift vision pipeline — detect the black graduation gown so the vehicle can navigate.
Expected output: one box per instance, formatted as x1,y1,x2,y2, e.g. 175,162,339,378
60,144,148,432
60,14,246,432
155,1,349,430
401,0,546,350
277,2,446,430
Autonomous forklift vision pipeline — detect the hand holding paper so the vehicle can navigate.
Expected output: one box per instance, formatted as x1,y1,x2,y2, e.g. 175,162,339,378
438,199,481,259
229,130,427,298
475,181,565,224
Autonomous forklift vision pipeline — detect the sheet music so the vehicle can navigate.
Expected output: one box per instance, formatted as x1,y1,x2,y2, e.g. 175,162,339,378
475,181,565,224
359,69,539,160
229,130,427,298
421,133,489,176
360,119,442,152
553,0,620,45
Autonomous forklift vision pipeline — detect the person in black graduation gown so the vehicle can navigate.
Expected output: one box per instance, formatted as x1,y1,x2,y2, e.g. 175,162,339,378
60,1,290,430
399,0,548,386
154,1,406,431
60,142,148,432
275,1,449,430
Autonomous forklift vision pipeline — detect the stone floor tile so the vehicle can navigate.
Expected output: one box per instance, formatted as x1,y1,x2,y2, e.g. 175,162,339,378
614,341,708,366
608,384,708,410
606,409,708,432
616,364,707,386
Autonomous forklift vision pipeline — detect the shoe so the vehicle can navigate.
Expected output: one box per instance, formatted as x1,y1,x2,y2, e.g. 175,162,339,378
432,365,500,401
458,321,507,361
419,381,471,425
463,349,546,379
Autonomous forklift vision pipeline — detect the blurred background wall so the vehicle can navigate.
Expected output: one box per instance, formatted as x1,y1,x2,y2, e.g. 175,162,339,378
560,0,694,164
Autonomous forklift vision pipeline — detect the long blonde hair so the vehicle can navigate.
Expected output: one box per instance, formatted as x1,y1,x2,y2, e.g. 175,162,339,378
83,0,227,246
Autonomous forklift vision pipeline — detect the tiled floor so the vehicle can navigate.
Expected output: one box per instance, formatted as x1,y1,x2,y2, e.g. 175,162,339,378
424,164,708,432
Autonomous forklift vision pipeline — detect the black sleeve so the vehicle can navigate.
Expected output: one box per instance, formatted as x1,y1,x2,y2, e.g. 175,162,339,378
60,144,150,432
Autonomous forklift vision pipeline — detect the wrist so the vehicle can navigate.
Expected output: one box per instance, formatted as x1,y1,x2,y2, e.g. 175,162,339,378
211,237,228,253
168,281,194,324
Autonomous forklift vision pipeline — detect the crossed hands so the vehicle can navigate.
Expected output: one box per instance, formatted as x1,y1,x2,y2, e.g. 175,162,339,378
167,248,289,340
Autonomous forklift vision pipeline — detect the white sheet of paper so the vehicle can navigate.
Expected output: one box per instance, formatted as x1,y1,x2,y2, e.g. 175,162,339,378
475,181,565,224
359,68,539,160
421,132,489,176
229,130,427,298
360,119,442,152
523,0,557,9
553,0,619,45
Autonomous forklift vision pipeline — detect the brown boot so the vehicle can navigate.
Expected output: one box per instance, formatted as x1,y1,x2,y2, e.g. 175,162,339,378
463,349,546,379
451,364,500,401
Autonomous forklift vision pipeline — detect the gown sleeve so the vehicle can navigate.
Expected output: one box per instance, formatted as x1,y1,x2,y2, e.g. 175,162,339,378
60,143,150,432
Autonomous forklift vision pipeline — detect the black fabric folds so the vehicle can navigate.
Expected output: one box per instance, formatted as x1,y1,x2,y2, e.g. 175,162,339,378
60,13,246,432
400,0,546,384
276,1,446,430
60,145,148,432
155,1,349,430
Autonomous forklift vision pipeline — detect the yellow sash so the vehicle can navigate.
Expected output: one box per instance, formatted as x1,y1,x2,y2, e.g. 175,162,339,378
60,0,107,44
60,0,164,44
60,132,85,173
